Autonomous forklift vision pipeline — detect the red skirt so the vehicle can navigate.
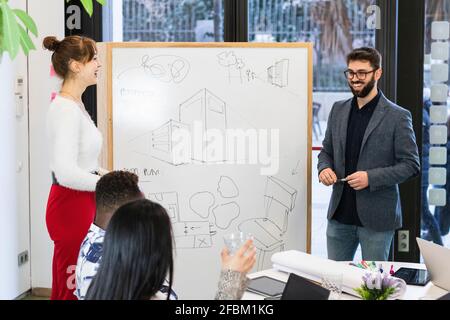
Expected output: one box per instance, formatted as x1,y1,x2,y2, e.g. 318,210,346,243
46,184,95,300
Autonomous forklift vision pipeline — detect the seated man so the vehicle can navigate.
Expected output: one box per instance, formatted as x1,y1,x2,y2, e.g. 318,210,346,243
75,171,176,299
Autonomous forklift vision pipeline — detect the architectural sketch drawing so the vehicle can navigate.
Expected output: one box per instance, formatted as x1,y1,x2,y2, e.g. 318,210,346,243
217,176,239,198
217,51,245,84
128,131,152,157
265,176,297,215
149,191,216,249
238,218,285,270
172,221,215,249
238,176,297,270
179,89,227,163
148,192,180,222
117,54,191,84
267,59,289,88
212,202,240,230
151,119,190,166
189,191,216,219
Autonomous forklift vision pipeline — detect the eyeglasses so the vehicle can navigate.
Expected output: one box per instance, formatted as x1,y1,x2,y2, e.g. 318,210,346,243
344,69,377,80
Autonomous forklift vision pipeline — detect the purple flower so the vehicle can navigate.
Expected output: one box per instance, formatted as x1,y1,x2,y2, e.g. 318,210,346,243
359,271,407,300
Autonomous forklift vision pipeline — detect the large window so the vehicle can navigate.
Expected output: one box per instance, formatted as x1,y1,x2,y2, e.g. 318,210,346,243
422,0,450,249
122,0,224,42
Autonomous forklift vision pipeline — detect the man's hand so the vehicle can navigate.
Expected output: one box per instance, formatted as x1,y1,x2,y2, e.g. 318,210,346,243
347,171,369,191
319,168,337,186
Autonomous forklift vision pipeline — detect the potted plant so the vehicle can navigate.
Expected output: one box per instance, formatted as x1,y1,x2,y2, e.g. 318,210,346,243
1,0,105,59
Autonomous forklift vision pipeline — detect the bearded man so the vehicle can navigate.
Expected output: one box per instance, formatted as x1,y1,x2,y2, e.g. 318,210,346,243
318,47,420,261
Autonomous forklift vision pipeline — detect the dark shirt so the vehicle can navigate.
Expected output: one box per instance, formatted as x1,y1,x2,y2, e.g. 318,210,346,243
333,91,381,226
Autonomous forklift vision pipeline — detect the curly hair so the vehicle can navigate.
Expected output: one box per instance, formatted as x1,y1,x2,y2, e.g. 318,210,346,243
95,171,142,215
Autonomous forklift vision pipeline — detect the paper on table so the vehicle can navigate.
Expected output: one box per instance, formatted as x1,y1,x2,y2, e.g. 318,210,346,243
271,250,367,297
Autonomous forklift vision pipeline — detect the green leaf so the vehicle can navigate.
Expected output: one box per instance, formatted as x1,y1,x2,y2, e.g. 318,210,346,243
13,9,37,37
1,0,21,59
17,24,35,56
66,0,107,17
80,0,94,17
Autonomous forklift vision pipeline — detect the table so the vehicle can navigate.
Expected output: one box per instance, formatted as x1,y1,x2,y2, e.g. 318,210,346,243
243,261,448,300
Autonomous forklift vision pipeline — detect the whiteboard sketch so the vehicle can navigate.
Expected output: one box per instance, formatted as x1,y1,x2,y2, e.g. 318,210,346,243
212,202,240,230
151,120,190,166
100,42,312,299
148,192,180,221
238,176,298,269
172,221,215,249
149,191,216,249
179,88,228,163
217,51,245,84
117,54,191,84
267,59,289,88
189,191,216,219
217,176,239,198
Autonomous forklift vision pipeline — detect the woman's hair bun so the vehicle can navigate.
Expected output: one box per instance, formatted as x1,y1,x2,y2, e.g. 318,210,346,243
43,36,61,52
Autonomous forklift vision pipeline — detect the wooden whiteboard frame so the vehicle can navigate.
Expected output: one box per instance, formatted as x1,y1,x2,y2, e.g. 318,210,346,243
97,42,313,253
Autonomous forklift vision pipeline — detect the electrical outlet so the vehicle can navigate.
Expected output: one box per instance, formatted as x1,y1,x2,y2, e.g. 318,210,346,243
18,250,29,267
398,230,409,252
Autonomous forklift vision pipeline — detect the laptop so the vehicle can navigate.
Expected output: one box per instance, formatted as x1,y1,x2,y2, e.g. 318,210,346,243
262,273,330,300
281,273,330,300
416,237,450,291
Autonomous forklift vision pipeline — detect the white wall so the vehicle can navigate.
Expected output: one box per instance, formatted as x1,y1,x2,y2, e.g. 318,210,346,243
0,0,31,300
28,0,64,289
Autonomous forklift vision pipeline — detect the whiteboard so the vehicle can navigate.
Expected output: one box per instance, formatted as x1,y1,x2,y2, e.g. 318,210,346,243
97,43,312,299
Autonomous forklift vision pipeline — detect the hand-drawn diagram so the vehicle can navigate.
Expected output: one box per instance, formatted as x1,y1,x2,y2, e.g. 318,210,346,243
212,202,240,230
217,176,239,198
117,55,190,84
267,59,289,88
179,89,228,163
151,120,190,165
188,176,240,231
148,192,180,222
128,88,228,166
218,51,290,90
172,221,215,249
238,176,297,270
149,191,216,249
190,191,216,219
218,51,245,84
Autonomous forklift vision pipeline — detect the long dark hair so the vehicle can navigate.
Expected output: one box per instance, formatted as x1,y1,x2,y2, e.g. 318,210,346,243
85,199,174,300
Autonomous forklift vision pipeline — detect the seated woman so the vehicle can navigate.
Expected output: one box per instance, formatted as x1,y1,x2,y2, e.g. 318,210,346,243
85,199,256,300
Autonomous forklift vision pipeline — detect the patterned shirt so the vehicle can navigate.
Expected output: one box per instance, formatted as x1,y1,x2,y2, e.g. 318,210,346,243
75,223,105,300
75,223,178,300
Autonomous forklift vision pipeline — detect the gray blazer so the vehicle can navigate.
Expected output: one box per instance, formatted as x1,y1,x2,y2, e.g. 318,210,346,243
318,93,420,232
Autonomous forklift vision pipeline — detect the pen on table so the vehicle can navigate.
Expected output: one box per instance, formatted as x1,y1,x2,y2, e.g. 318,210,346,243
389,265,395,275
379,263,384,273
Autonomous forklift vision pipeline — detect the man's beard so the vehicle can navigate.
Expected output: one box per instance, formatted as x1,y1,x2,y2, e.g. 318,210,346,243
348,76,376,98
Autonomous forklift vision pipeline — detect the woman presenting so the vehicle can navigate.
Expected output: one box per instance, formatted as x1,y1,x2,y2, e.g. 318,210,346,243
43,35,105,300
